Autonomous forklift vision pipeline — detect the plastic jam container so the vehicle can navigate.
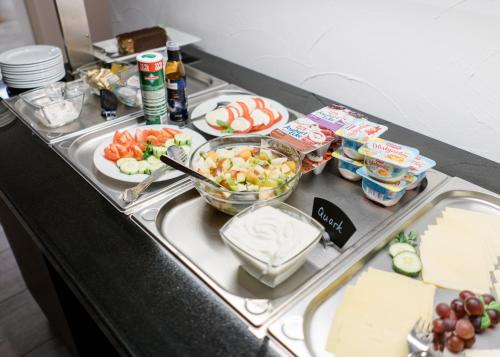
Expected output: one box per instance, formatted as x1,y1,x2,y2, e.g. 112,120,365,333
358,138,419,183
332,150,363,181
406,155,436,190
356,167,416,207
335,121,388,160
219,202,325,287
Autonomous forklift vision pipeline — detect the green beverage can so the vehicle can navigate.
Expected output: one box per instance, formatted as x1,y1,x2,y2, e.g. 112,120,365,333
136,52,167,124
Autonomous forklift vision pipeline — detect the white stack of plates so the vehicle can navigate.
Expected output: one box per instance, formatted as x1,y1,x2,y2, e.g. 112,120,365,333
0,45,65,89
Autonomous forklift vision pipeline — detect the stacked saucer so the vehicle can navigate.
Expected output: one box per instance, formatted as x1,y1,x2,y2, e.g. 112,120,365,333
0,45,65,89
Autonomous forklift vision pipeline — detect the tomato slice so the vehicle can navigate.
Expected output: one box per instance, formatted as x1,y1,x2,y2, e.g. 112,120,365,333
131,144,144,160
104,146,120,161
156,134,167,144
122,131,134,144
113,131,122,145
146,135,160,146
164,127,181,137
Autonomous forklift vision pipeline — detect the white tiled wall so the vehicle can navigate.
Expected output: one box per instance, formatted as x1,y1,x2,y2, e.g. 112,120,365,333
110,0,500,163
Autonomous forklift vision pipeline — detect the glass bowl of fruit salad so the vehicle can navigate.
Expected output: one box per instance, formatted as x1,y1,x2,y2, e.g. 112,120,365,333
189,135,302,215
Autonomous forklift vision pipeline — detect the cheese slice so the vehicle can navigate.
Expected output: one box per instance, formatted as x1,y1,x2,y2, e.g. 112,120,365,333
439,208,500,271
419,207,500,294
465,350,500,357
494,270,500,283
420,224,491,293
326,269,435,356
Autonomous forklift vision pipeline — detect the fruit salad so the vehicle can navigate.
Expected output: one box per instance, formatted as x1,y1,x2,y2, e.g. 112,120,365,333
194,145,298,198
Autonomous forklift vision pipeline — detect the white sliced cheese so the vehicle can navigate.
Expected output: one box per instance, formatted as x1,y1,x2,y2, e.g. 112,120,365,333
205,108,230,127
230,117,251,132
251,109,271,126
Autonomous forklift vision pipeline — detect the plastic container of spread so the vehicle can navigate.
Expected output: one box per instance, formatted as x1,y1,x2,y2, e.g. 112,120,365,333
406,154,436,190
335,121,388,160
358,138,419,183
332,150,363,181
356,167,416,207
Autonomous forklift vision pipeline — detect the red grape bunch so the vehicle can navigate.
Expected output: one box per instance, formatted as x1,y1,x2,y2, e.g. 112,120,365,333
432,290,500,354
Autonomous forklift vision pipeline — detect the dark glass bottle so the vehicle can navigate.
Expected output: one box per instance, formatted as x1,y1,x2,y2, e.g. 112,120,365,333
165,41,188,122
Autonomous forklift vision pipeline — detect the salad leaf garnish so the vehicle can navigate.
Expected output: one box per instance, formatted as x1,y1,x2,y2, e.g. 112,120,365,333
390,231,418,247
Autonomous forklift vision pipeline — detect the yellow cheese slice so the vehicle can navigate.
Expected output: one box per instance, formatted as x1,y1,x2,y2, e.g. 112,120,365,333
326,269,435,356
439,208,500,271
494,270,500,283
420,220,492,293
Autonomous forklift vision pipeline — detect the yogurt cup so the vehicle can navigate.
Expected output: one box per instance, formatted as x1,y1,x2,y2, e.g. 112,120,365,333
335,121,388,160
359,138,419,183
406,155,436,190
332,150,363,181
356,167,416,207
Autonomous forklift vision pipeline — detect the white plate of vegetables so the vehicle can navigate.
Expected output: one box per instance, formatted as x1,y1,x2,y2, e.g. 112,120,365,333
93,124,206,183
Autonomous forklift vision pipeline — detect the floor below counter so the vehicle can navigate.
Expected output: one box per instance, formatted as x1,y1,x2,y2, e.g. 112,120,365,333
0,224,71,357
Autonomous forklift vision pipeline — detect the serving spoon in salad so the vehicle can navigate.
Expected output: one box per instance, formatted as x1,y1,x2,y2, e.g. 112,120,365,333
160,146,226,190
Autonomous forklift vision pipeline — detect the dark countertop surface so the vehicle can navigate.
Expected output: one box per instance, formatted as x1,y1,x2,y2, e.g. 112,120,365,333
0,46,498,357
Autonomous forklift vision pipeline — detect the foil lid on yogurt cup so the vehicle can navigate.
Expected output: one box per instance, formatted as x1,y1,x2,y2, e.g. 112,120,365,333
408,155,436,175
335,121,388,143
358,138,419,169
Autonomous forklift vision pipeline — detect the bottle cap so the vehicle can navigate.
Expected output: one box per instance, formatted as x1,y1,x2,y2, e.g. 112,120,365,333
166,41,180,51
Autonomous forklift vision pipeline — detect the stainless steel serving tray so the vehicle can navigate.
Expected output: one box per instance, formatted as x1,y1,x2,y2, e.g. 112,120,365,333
3,65,226,144
53,85,303,214
268,176,500,356
131,159,448,328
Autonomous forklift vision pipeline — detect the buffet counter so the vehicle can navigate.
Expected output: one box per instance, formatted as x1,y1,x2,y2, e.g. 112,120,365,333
0,46,499,356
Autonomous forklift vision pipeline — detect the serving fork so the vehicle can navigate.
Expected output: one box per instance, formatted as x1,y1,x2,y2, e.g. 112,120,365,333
407,318,438,357
121,145,188,203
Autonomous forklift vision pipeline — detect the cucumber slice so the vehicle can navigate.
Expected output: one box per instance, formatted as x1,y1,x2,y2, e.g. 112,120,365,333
137,161,151,174
165,138,175,148
152,145,168,158
389,242,416,257
147,156,161,165
392,251,422,277
174,133,191,146
116,157,136,168
119,160,139,175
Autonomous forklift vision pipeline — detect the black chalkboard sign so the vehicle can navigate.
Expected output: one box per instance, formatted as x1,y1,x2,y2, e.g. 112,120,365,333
312,197,356,249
